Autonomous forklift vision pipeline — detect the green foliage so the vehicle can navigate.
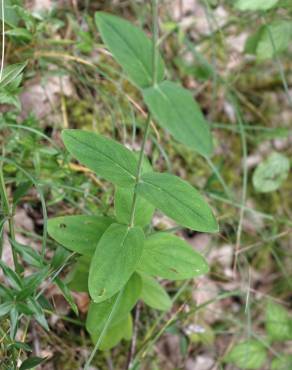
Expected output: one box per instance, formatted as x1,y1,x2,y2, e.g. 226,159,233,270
88,223,144,302
256,21,292,60
62,129,138,187
265,301,292,341
115,186,155,227
227,301,292,369
137,172,218,232
224,340,267,369
235,0,279,11
271,355,292,370
143,81,213,156
19,356,46,370
140,274,172,311
86,273,141,334
252,152,290,193
138,232,209,280
48,215,113,256
95,12,165,88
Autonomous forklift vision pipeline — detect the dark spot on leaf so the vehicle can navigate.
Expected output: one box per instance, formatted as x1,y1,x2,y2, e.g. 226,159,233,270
170,267,178,273
98,288,106,297
59,223,67,228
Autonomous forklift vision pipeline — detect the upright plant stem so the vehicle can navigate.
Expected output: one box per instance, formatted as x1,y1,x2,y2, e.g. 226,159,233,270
128,0,159,228
83,288,124,370
84,2,160,368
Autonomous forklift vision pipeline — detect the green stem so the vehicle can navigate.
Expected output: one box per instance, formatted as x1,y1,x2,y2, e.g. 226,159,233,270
128,113,151,227
84,288,124,370
128,0,159,228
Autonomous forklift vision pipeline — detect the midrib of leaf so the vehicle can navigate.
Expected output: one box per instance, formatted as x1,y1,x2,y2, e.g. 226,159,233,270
68,134,136,181
104,20,152,85
140,179,209,224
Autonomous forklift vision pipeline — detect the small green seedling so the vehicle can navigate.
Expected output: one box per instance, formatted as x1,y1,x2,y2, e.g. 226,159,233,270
224,301,292,369
48,7,218,353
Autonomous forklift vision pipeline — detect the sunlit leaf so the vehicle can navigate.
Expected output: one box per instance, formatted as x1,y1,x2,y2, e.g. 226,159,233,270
48,215,113,256
143,81,213,156
225,340,267,369
140,274,172,311
252,152,290,193
137,172,218,232
95,12,165,88
138,232,209,280
266,301,292,341
89,223,144,302
86,273,141,334
62,129,138,187
235,0,279,11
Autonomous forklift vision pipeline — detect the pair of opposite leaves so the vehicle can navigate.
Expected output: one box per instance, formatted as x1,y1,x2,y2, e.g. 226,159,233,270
95,11,213,158
48,215,209,348
48,11,219,303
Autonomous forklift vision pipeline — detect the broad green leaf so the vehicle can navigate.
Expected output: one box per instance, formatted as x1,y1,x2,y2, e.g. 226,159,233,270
48,215,113,256
137,172,218,232
252,152,290,193
138,233,209,280
225,340,267,369
62,129,138,187
86,273,141,334
89,223,144,302
140,274,172,311
67,256,90,292
271,355,292,370
91,314,133,351
256,21,292,61
0,62,26,88
95,12,164,88
266,301,292,341
235,0,279,11
143,81,213,156
0,0,19,27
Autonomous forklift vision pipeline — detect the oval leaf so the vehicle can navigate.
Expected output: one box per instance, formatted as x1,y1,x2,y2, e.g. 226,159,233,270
140,274,172,311
252,152,290,193
235,0,279,10
62,129,138,187
256,21,292,61
225,340,267,369
91,314,132,351
67,256,90,292
137,172,218,232
266,301,292,341
95,12,165,88
143,81,213,156
48,215,113,256
86,273,141,334
89,223,144,302
138,232,209,280
272,355,292,370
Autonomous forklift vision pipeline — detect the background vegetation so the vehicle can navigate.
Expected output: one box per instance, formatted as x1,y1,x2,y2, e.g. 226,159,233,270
0,0,291,369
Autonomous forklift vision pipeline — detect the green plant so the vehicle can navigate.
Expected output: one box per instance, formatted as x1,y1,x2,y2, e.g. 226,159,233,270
47,3,218,366
224,301,292,369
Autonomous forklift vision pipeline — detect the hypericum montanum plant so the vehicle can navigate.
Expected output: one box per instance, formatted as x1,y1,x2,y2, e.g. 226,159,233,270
48,1,219,365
